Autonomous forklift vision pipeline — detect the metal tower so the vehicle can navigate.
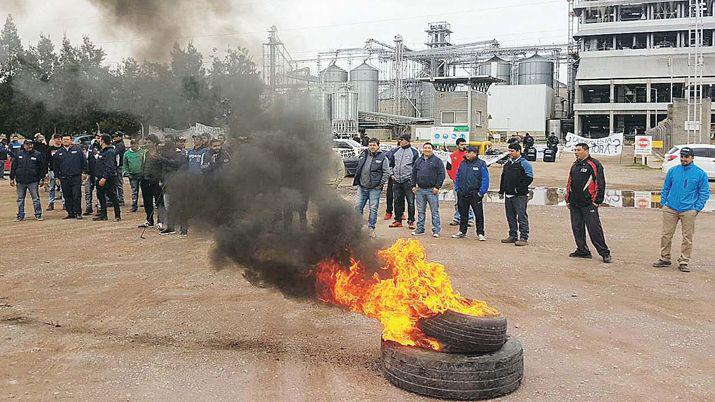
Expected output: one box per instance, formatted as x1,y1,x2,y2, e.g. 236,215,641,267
567,0,578,119
393,34,405,115
686,0,705,143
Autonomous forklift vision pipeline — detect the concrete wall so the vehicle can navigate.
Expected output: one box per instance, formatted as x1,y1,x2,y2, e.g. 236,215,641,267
434,90,489,141
668,98,713,147
487,84,554,138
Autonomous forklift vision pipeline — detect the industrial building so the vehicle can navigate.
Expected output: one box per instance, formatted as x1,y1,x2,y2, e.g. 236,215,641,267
263,22,570,142
572,0,715,140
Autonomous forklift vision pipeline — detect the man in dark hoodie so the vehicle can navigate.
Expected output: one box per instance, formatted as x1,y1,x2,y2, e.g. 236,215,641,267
566,143,611,263
10,140,46,221
93,134,121,221
138,135,165,228
451,146,489,241
112,132,127,206
411,142,445,238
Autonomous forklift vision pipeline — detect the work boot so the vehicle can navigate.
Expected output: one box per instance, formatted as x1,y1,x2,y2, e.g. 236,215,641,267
652,259,671,268
501,236,517,244
46,203,54,211
384,213,392,221
569,251,593,259
389,221,403,228
678,264,690,272
515,239,528,247
451,232,466,239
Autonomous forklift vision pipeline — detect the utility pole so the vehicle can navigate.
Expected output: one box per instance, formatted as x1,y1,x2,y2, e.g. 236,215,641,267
686,0,705,143
567,0,578,119
393,35,404,116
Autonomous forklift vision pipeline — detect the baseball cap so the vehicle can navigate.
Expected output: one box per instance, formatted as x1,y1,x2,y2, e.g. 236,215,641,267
680,147,694,157
466,146,478,153
24,139,34,145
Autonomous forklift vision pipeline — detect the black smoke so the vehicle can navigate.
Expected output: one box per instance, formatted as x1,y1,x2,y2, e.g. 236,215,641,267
168,97,381,298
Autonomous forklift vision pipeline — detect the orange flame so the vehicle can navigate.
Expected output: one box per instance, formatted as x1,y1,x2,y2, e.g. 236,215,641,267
315,239,499,350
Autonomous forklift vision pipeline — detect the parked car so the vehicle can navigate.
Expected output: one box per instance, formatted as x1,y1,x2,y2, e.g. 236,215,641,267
333,139,364,176
662,144,715,179
72,135,94,147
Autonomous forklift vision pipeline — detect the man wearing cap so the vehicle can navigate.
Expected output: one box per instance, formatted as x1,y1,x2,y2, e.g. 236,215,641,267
387,134,419,229
54,134,88,219
451,146,489,240
446,138,475,227
112,132,126,206
499,143,533,246
653,147,711,272
10,140,46,221
565,143,612,263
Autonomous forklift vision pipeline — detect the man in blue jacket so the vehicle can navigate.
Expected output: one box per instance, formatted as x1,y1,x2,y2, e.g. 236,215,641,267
653,147,711,272
451,147,489,241
54,135,88,219
93,134,122,221
10,140,46,221
411,142,445,238
354,138,391,238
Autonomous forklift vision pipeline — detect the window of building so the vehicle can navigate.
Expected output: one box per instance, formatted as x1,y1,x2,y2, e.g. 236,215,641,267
620,5,646,21
583,7,615,23
615,114,647,138
615,34,646,50
704,30,714,47
581,85,610,103
654,2,678,19
441,111,468,126
615,84,647,103
474,111,482,127
597,36,614,51
580,115,610,137
653,31,678,48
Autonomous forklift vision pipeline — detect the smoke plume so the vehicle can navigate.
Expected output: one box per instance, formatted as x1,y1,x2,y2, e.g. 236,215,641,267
168,97,381,299
87,0,254,60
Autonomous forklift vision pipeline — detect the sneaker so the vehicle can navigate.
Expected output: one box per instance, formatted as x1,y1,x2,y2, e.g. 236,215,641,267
384,213,393,221
113,217,122,222
652,260,671,268
75,215,83,220
35,216,43,221
92,216,108,221
515,239,528,246
449,221,459,226
14,217,24,222
138,221,154,228
160,228,176,235
46,203,54,211
501,237,517,244
369,228,377,239
478,234,486,241
678,264,690,272
82,210,93,216
408,221,416,230
569,251,593,259
157,223,165,231
411,230,425,236
432,233,440,238
388,221,403,228
467,222,474,227
451,232,466,239
602,254,612,264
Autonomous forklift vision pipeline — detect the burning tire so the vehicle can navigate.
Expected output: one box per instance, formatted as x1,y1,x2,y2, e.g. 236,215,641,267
419,311,507,354
381,337,523,401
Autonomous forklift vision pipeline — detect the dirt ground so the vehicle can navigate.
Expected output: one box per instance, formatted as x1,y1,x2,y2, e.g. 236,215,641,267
1,153,713,401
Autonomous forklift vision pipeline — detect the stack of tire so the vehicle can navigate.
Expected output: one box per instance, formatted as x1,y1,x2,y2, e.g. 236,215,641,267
381,311,523,400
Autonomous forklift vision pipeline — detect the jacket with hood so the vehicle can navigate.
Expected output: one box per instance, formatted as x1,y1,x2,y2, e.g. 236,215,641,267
499,156,533,196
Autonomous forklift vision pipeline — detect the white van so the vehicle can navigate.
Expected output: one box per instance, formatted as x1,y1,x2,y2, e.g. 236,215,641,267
662,144,715,179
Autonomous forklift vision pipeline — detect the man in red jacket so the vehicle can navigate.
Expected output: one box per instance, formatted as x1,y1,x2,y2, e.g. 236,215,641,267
446,138,474,226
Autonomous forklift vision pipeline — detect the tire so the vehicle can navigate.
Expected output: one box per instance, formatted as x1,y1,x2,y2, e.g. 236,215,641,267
382,337,523,401
418,311,507,354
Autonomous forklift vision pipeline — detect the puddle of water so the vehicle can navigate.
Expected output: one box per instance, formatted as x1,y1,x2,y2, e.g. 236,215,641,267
439,187,715,212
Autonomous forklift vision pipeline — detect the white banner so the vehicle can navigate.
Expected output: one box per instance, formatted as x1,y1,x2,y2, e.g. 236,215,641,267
195,123,228,137
565,132,624,156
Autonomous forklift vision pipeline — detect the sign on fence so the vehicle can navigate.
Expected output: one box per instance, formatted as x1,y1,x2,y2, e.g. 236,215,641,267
634,135,653,156
565,132,624,156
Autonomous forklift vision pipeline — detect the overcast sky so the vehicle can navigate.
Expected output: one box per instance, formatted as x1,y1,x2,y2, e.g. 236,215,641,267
2,0,568,68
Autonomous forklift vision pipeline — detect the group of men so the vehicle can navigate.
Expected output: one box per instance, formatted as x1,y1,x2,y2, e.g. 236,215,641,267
5,131,232,238
353,135,710,272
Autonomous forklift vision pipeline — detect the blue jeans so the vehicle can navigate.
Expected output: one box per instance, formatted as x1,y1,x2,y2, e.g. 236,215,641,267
17,182,42,219
356,186,382,229
416,188,441,234
48,170,63,205
452,189,475,223
505,195,529,240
